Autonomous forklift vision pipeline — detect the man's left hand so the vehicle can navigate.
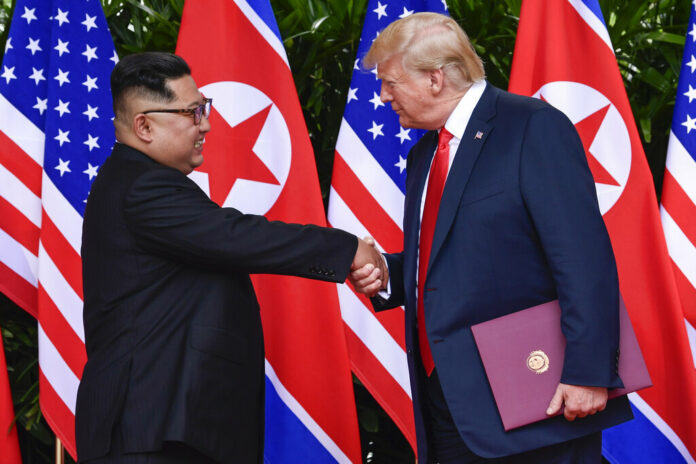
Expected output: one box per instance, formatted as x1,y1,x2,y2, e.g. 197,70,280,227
546,383,608,421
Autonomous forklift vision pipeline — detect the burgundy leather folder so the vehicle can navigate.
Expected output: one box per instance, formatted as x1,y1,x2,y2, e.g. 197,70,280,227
470,299,651,431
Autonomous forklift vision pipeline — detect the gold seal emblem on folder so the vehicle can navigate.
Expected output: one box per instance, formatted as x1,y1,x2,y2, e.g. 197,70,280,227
526,350,549,374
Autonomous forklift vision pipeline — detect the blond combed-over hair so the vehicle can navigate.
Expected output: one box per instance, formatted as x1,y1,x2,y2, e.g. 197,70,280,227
364,12,485,90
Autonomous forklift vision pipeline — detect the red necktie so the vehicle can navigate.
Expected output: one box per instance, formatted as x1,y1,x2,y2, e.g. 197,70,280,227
418,128,453,376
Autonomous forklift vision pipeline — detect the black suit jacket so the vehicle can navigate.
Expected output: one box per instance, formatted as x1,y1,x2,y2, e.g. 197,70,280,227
373,84,632,461
76,143,357,463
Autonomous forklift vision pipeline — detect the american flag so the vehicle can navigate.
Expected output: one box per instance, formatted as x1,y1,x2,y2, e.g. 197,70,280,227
660,2,696,371
327,0,447,452
0,0,117,457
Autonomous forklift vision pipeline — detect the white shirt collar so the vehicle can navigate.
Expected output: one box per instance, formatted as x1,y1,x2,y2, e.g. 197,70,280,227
442,79,487,140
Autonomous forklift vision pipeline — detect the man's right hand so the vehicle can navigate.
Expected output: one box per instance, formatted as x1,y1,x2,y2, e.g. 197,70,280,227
546,383,608,421
349,237,388,297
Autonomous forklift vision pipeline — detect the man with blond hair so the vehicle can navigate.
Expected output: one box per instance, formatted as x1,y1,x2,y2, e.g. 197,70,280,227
350,12,632,464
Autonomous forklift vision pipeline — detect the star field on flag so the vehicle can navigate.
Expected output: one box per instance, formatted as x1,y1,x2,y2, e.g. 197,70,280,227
0,0,116,214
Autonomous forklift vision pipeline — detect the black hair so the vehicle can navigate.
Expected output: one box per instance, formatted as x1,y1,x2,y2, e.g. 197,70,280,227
111,52,191,118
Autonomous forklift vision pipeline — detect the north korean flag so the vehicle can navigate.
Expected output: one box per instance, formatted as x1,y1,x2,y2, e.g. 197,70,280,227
509,1,696,462
176,1,361,462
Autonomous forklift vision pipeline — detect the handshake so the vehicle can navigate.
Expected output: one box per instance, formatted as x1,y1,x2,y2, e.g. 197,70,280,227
349,237,389,298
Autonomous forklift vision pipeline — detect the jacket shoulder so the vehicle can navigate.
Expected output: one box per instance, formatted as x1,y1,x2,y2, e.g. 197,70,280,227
89,145,161,195
496,88,573,127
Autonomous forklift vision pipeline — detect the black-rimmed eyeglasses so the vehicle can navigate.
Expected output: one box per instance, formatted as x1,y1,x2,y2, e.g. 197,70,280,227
142,98,212,125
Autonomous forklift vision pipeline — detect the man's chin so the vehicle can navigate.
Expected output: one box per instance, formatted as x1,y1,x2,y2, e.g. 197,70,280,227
191,154,204,168
398,116,421,130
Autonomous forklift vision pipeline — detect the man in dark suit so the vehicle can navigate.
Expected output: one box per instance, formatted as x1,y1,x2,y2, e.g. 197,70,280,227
76,52,384,464
350,13,632,464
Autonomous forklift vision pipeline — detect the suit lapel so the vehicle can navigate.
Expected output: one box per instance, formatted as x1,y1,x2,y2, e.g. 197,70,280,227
404,131,437,301
428,83,499,274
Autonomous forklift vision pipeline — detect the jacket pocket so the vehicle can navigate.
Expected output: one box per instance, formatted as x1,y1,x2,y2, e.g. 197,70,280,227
189,325,248,364
460,185,504,206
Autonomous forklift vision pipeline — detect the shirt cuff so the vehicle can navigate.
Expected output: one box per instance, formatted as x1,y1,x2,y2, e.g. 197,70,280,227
377,253,391,299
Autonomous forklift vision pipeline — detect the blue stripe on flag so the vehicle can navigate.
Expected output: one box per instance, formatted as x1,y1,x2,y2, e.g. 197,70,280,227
263,376,336,463
602,402,687,464
579,0,607,26
246,0,283,43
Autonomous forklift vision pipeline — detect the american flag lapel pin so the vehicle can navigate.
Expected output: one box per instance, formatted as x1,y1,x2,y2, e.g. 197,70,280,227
475,131,484,140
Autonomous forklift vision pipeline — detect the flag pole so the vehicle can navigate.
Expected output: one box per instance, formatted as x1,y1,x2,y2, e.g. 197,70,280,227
55,437,64,464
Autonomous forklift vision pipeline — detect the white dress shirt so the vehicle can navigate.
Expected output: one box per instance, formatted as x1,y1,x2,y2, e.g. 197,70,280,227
419,79,487,221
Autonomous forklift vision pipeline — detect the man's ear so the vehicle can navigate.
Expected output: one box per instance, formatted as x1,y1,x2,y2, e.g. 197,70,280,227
132,113,154,143
429,68,445,95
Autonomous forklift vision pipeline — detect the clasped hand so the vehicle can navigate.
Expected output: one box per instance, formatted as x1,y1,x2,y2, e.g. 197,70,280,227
350,237,388,297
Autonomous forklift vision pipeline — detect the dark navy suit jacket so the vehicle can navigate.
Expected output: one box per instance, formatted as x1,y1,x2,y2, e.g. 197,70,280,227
373,83,632,461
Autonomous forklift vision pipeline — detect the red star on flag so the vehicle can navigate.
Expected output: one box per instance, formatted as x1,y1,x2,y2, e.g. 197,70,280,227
573,104,620,187
198,104,279,205
539,95,619,187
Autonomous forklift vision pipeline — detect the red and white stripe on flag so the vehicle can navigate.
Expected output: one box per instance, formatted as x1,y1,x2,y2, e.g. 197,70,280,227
0,0,118,458
660,4,696,371
509,0,696,462
176,1,361,462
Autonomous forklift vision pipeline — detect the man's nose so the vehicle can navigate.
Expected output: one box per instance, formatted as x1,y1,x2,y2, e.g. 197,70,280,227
199,113,211,132
380,85,391,102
